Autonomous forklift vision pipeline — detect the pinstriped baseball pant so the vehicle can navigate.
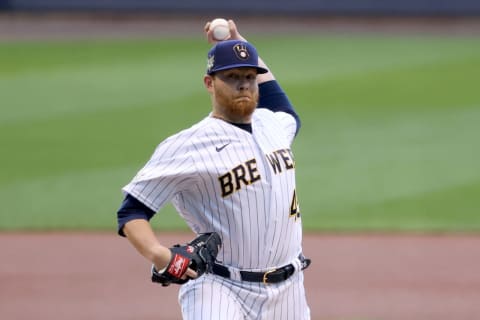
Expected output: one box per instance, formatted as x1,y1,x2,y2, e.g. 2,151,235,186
179,272,310,320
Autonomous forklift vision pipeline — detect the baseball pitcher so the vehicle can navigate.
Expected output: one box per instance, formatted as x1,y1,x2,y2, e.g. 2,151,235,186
116,19,311,319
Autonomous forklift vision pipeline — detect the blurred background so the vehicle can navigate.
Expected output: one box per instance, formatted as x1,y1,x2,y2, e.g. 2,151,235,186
1,0,480,15
1,2,480,320
1,1,479,232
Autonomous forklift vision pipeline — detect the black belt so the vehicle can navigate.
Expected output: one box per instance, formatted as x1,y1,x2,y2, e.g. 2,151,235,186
212,255,311,284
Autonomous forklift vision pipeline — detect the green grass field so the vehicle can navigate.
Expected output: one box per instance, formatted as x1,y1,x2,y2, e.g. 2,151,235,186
1,35,479,232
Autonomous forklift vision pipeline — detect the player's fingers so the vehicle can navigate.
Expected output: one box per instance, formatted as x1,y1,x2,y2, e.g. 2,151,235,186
204,22,218,44
228,20,237,37
228,20,246,42
204,22,211,32
184,268,198,279
228,20,236,32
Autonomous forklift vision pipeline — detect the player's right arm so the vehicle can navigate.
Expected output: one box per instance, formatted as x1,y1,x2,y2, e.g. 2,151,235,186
209,19,301,136
206,19,275,84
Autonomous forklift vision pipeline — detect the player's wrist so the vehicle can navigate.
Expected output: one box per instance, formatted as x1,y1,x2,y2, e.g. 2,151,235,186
151,245,173,271
152,264,167,274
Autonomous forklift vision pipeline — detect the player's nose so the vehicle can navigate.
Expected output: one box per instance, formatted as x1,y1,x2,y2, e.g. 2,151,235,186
237,78,250,90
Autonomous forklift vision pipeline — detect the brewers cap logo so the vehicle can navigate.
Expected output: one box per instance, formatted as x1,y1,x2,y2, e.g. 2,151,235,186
207,55,215,73
233,44,249,60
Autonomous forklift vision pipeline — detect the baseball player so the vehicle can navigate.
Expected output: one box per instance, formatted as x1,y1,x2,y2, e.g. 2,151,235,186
116,19,311,319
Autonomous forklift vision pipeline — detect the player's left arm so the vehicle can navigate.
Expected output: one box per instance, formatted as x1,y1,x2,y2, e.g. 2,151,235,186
217,20,300,134
256,81,301,136
117,194,199,281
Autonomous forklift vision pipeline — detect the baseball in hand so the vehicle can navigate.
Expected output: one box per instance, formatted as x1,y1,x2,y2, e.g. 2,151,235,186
209,18,231,41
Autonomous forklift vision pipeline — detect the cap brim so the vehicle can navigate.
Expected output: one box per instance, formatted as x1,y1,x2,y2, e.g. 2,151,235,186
208,64,269,75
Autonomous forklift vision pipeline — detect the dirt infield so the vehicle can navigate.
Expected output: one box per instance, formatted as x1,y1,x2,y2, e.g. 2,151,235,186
1,232,479,320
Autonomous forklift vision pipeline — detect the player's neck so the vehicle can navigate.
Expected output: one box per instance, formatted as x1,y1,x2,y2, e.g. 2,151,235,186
231,122,252,133
211,114,252,133
211,112,251,124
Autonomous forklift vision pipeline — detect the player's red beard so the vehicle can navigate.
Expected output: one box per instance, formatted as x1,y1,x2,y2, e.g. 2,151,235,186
214,87,258,122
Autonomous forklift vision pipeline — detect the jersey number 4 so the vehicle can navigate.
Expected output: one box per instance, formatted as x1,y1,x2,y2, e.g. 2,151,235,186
289,189,301,221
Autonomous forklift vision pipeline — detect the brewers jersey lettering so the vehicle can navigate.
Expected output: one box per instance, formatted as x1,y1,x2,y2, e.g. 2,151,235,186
123,108,303,270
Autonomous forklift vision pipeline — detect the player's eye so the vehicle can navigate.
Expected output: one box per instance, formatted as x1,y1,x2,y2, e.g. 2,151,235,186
223,72,236,80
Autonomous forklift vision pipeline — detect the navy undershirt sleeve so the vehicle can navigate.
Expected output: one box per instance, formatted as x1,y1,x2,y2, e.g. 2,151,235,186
257,80,301,135
117,193,155,237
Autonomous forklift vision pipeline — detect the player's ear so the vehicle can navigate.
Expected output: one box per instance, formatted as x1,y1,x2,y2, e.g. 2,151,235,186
204,75,214,92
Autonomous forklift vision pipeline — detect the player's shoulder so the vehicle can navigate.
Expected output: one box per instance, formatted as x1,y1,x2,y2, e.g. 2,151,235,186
253,109,298,144
158,117,215,147
253,108,274,117
254,108,297,129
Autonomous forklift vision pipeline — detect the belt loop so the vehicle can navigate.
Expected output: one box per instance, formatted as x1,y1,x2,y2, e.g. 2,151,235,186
292,256,303,272
228,266,242,282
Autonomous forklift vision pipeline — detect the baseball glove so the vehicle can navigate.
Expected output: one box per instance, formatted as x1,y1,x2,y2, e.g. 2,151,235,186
151,232,221,287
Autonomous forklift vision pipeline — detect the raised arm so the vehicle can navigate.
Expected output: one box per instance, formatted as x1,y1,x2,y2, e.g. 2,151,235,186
204,19,274,85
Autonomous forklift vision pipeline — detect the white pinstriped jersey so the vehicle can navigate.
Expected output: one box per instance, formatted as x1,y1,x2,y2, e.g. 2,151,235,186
123,108,303,270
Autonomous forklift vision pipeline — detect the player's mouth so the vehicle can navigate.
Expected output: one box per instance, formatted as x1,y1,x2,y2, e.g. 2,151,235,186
235,95,252,101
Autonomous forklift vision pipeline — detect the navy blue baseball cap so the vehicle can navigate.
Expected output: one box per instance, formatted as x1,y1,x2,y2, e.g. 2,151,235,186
206,40,269,75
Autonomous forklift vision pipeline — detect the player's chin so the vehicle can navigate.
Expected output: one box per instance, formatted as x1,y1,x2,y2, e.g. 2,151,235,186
233,102,256,117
